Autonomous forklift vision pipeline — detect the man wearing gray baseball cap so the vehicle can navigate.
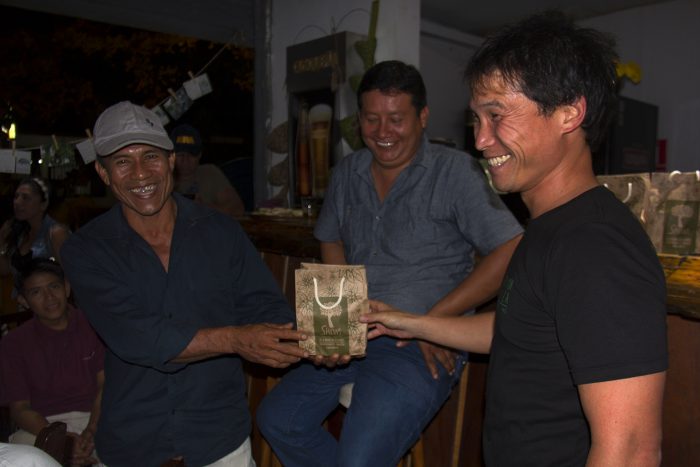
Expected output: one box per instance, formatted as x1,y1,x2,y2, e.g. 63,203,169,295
61,101,308,467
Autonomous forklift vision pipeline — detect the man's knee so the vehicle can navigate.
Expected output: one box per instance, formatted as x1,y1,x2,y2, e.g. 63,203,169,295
255,394,278,437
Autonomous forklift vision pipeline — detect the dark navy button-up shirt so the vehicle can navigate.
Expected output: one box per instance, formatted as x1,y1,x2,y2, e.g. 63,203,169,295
61,194,292,467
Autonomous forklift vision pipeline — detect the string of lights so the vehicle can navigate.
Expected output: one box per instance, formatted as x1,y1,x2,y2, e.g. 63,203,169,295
1,30,246,168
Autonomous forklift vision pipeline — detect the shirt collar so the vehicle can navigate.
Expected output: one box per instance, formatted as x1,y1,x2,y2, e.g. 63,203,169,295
30,305,77,338
353,133,433,179
86,193,214,240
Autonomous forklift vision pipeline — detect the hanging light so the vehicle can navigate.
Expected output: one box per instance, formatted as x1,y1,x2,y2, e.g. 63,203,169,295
2,103,16,141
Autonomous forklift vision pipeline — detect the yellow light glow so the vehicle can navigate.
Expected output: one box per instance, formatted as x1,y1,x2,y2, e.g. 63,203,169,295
8,123,16,140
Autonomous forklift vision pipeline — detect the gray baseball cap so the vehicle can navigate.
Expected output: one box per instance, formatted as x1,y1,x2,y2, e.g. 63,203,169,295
93,101,174,156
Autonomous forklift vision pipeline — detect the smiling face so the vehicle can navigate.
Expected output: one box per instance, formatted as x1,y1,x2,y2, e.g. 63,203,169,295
13,182,47,222
18,271,69,330
359,90,428,172
95,144,176,220
469,74,572,198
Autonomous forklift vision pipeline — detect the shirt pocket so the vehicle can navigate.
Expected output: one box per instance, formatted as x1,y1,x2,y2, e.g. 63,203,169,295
339,202,374,260
380,203,446,260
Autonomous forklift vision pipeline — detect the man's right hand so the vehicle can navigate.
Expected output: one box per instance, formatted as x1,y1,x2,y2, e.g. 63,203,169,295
231,323,309,368
361,300,422,340
69,430,98,467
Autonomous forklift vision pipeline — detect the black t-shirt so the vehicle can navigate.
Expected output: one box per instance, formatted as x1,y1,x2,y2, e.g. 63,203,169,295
484,186,668,466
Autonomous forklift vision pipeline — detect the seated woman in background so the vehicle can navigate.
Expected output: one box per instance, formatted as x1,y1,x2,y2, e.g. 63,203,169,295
0,178,71,294
0,258,104,466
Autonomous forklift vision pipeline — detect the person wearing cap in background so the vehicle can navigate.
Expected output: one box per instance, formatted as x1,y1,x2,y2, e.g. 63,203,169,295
60,101,308,467
170,123,245,217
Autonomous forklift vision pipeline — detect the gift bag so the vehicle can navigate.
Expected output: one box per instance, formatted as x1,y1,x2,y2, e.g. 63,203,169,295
644,171,700,255
295,263,368,356
597,173,651,220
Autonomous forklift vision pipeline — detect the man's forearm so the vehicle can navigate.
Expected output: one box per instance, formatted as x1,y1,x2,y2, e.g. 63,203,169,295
11,406,49,436
171,323,307,366
399,311,494,354
171,327,235,363
428,235,521,317
320,241,347,265
85,371,105,435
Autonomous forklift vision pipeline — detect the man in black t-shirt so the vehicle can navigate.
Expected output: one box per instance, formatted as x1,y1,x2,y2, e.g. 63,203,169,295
362,11,667,467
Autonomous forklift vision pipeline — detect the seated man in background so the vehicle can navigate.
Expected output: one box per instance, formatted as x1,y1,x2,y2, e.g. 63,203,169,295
0,258,104,466
170,123,246,217
257,60,522,467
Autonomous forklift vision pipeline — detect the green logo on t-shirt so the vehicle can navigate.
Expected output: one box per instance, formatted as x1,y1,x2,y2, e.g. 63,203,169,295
497,277,514,315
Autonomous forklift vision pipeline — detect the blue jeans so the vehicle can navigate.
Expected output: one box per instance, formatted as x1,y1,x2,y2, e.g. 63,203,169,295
256,337,465,467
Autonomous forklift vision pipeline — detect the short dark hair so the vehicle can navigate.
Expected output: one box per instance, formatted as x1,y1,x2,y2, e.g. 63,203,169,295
465,10,618,151
16,257,65,293
357,60,427,114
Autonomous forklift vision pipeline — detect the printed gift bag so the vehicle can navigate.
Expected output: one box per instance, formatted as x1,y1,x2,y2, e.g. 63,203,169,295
597,173,651,220
295,263,368,356
645,171,700,255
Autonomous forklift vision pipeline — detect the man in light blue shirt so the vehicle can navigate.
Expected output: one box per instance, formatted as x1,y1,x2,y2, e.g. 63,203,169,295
258,60,522,467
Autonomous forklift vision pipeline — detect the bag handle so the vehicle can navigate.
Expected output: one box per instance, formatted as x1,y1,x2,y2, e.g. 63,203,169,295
313,277,345,309
603,182,633,203
667,170,700,182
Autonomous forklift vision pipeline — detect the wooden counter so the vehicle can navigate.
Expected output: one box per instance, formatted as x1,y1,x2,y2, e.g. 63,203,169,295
660,254,700,320
657,254,700,467
238,215,319,259
239,215,700,467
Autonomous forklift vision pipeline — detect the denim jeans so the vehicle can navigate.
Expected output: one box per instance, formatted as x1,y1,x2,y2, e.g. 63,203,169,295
256,337,465,467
